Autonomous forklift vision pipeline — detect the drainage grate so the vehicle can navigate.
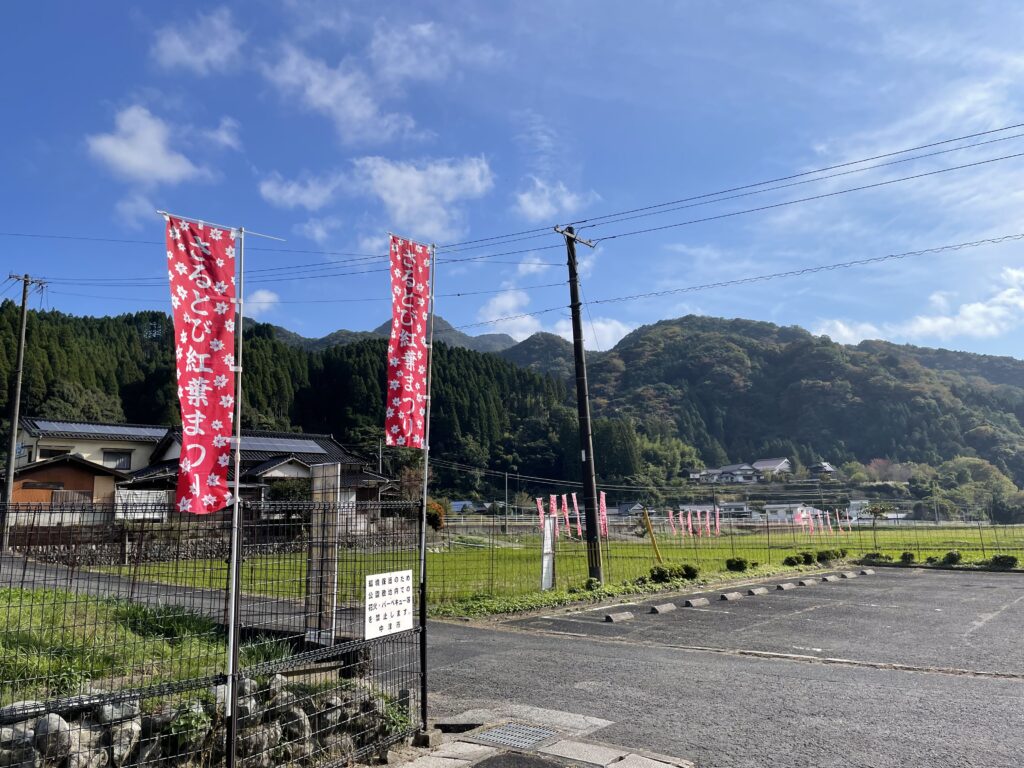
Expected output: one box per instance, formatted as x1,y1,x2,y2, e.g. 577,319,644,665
473,722,558,749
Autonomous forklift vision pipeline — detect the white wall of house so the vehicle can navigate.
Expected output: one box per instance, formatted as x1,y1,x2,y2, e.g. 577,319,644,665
18,431,157,471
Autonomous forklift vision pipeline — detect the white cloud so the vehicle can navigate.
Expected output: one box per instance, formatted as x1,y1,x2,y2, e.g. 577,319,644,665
353,155,493,241
552,317,635,350
246,289,280,319
204,117,241,150
814,319,882,344
114,192,155,229
262,45,416,144
816,268,1024,343
259,171,343,210
151,8,245,75
517,253,552,276
928,290,955,313
295,216,342,244
476,288,543,341
514,176,595,223
369,21,500,84
87,106,206,185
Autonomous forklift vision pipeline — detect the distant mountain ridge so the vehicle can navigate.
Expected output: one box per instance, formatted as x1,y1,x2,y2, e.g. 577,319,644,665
267,316,516,354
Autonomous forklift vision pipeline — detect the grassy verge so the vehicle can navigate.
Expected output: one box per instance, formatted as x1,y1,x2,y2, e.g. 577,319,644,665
428,562,820,618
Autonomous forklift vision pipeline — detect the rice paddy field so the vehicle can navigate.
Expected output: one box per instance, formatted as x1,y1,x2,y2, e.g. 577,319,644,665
95,520,1024,605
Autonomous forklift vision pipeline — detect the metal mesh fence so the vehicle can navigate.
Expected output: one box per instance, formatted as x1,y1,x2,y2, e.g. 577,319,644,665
424,503,1024,603
0,500,422,768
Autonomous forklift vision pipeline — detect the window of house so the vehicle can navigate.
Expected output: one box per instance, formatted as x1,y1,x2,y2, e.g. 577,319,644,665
102,450,132,470
38,447,71,459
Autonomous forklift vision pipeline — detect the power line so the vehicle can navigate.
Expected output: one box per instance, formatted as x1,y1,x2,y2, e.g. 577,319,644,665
592,150,1024,243
439,232,1024,331
12,120,1024,268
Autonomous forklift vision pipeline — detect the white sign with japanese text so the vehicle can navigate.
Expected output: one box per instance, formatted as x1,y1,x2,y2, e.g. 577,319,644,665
364,569,414,639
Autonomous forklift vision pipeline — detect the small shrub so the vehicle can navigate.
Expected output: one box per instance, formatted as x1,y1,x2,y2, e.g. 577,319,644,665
900,551,915,564
863,552,893,562
925,556,938,564
584,577,602,591
649,565,671,584
838,548,848,558
989,554,1018,569
799,551,815,565
942,550,962,565
681,564,699,580
664,563,699,580
816,549,840,564
782,555,801,567
725,557,749,572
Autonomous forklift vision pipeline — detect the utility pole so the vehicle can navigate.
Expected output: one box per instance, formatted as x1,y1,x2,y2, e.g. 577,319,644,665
4,274,45,549
555,226,603,582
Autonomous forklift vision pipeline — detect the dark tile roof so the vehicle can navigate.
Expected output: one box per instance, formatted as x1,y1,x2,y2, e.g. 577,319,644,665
151,429,365,466
20,416,168,443
719,463,755,473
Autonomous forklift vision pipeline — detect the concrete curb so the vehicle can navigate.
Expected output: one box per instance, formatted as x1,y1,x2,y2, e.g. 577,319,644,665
775,583,796,590
649,603,676,614
683,597,709,608
720,591,744,601
747,587,769,595
798,579,817,587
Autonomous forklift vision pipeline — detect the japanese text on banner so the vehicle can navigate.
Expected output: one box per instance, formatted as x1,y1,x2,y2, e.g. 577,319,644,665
384,235,431,448
164,216,237,514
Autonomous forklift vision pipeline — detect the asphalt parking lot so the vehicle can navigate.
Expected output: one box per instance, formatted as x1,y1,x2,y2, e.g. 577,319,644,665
505,567,1024,676
429,568,1024,768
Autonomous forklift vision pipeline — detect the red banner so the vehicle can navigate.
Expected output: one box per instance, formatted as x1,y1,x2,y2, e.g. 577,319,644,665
165,215,237,514
385,235,431,448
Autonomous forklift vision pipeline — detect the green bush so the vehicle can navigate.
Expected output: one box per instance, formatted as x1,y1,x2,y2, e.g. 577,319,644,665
838,548,848,558
816,549,841,564
989,554,1018,569
725,557,749,572
799,551,815,565
925,556,938,564
649,563,699,582
942,550,962,565
863,552,893,562
782,555,801,567
900,551,915,564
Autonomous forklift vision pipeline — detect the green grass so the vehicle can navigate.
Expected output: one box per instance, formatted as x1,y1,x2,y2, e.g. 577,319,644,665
91,524,1024,610
0,588,227,705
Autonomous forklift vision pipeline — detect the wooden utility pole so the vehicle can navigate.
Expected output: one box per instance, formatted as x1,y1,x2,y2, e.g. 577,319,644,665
3,273,45,548
555,226,603,582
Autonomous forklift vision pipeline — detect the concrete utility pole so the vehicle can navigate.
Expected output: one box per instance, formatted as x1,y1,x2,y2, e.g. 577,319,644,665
555,226,603,582
3,273,45,548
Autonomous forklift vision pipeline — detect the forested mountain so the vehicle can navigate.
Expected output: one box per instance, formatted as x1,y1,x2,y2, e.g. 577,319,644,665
4,301,1024,498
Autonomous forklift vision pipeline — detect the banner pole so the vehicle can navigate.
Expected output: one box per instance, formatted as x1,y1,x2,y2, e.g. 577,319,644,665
417,243,437,735
225,227,246,768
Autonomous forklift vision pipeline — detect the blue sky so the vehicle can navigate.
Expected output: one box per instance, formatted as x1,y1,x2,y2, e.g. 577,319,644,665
4,1,1024,356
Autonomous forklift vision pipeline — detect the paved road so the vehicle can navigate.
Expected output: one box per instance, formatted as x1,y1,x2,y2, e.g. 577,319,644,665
428,569,1024,768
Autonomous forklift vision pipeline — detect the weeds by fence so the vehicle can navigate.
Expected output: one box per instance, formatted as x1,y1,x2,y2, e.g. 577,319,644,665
0,501,422,768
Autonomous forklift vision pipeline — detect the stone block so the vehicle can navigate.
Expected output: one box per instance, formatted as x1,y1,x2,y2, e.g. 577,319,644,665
649,603,677,614
821,575,840,582
683,598,709,607
412,729,443,748
798,580,817,587
860,569,875,575
776,583,796,591
747,587,769,595
840,571,858,579
604,611,634,623
720,592,743,601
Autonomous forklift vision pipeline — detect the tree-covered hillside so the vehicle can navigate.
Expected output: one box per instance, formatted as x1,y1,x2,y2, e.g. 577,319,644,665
5,302,1024,496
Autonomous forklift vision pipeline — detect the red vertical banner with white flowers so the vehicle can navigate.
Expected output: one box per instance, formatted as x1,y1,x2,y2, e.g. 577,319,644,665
384,235,431,449
165,215,237,514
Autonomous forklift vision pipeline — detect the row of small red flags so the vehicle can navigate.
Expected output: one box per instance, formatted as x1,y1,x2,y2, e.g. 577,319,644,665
533,499,854,538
